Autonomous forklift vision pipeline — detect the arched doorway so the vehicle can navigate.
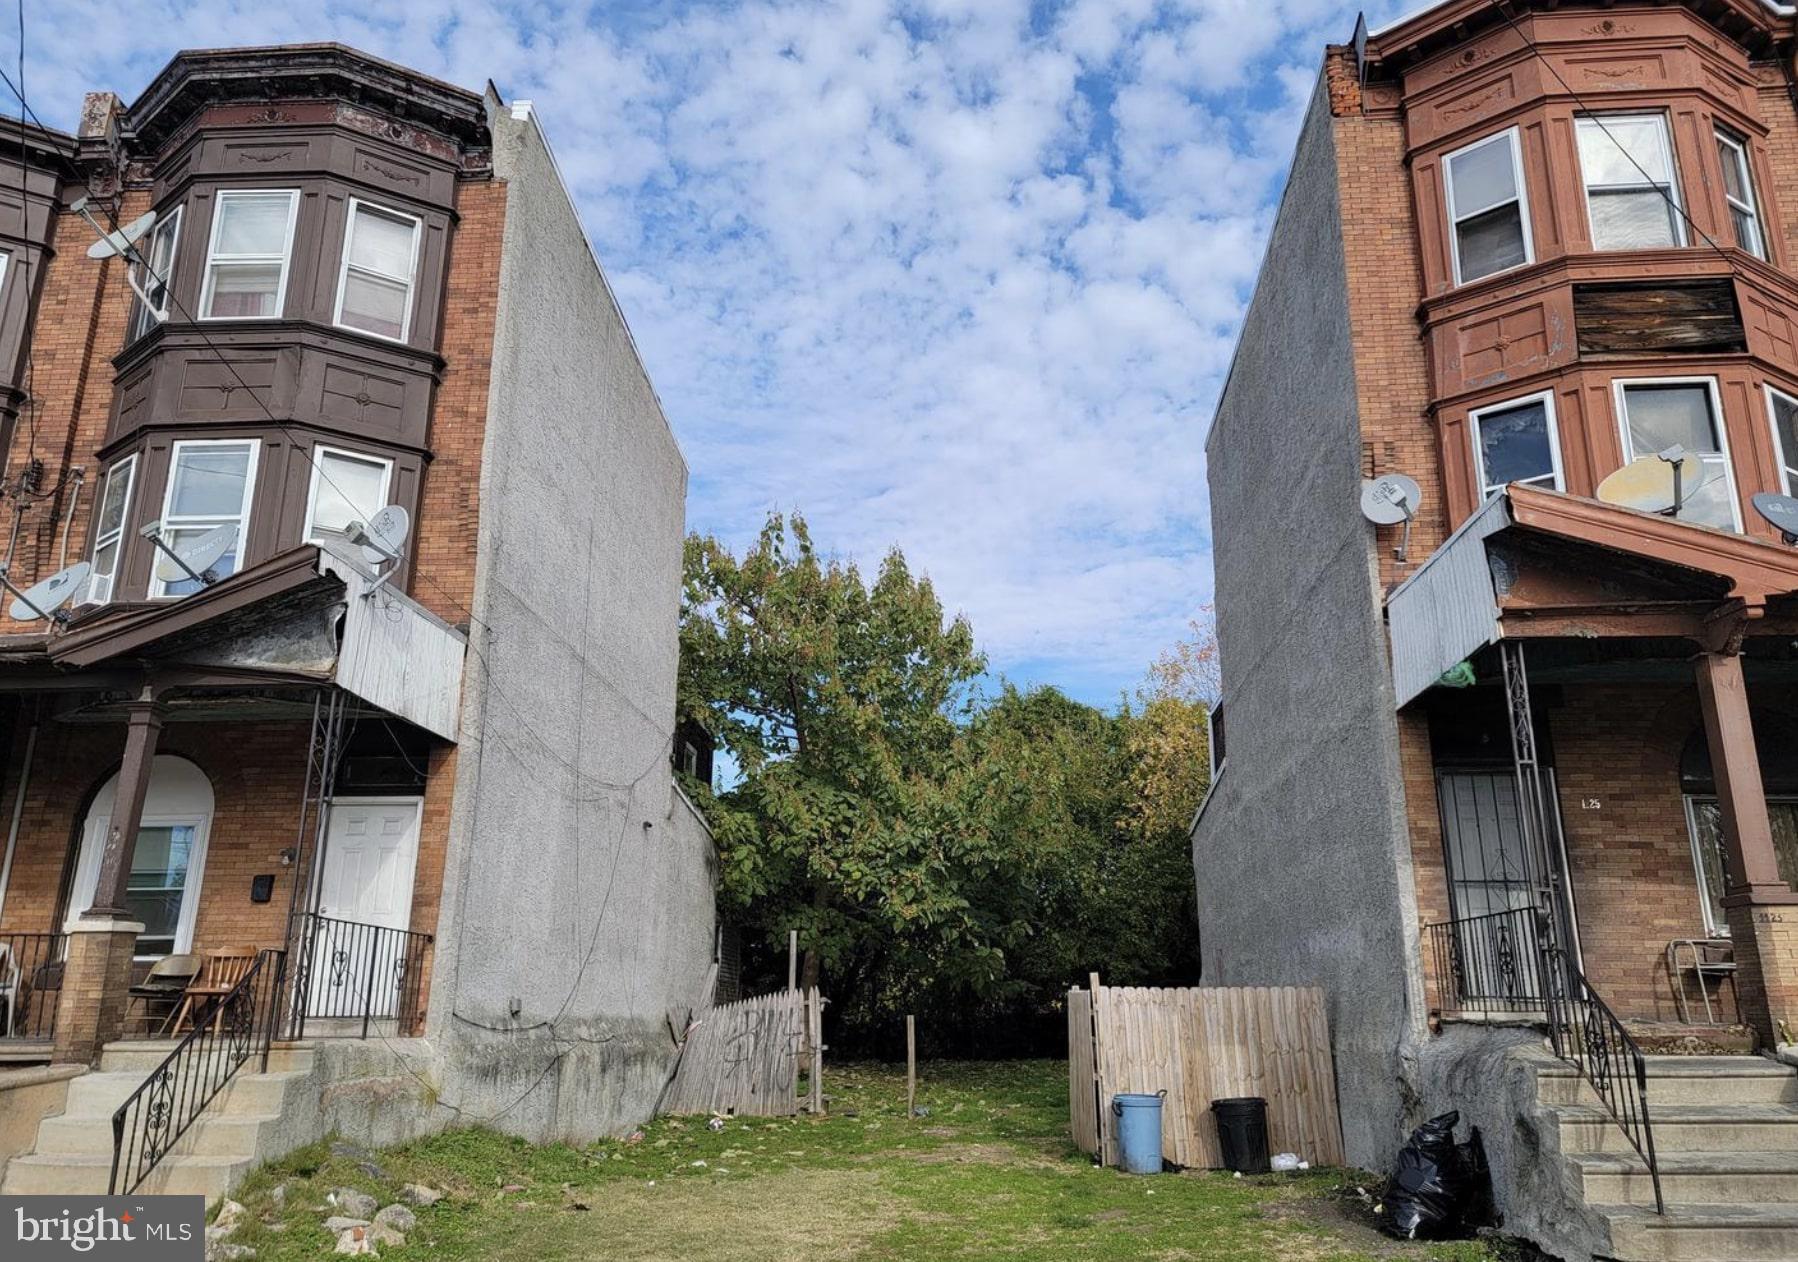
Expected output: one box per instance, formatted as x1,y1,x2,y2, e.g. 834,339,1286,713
63,755,215,958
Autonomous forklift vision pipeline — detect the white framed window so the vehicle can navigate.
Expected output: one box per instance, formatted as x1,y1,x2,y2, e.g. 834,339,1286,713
1714,128,1767,260
152,438,259,597
1576,114,1685,250
1443,128,1534,285
1470,390,1564,498
1684,795,1798,936
84,455,138,605
1612,377,1740,531
1768,387,1798,495
334,200,421,341
303,446,393,547
128,205,183,341
198,189,299,320
0,250,10,298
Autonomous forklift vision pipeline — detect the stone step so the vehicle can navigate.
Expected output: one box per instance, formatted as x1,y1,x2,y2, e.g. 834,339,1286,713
61,1069,305,1119
32,1112,278,1159
1557,1103,1798,1154
98,1041,315,1075
1600,1202,1798,1262
1539,1058,1798,1107
1575,1149,1798,1206
0,1152,250,1200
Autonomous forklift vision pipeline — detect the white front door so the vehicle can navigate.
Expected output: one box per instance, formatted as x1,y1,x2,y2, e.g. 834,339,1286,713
307,798,422,1020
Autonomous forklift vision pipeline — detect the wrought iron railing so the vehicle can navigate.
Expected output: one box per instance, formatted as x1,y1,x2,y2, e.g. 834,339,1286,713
1544,955,1665,1215
1424,907,1547,1015
0,931,65,1040
285,913,431,1040
109,948,286,1195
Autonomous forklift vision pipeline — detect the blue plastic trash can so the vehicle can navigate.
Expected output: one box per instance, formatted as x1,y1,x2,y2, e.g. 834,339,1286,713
1113,1091,1167,1174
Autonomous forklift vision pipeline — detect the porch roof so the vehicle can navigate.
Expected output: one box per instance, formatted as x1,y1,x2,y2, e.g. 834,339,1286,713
0,543,466,740
1386,485,1798,707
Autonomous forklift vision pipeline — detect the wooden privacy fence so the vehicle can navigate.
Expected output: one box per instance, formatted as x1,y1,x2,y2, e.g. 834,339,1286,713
663,987,825,1117
1069,979,1344,1169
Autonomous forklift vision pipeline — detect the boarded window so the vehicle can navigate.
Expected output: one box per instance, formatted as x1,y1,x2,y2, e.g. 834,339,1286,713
1573,281,1744,355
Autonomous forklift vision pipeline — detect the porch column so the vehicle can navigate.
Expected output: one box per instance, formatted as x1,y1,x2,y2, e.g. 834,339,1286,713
51,690,166,1065
1693,652,1798,1049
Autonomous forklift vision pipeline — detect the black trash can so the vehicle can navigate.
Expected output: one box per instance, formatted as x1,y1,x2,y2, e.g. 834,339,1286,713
1211,1097,1271,1174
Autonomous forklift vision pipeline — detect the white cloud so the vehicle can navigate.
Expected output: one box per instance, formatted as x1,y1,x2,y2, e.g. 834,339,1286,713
19,0,1409,705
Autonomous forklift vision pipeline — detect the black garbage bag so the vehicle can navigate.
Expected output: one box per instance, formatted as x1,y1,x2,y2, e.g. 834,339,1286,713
1457,1125,1496,1229
1378,1111,1470,1240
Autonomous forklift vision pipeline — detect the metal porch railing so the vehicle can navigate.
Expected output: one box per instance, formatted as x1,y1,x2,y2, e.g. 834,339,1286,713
1424,906,1546,1015
284,912,431,1040
109,948,286,1194
0,931,65,1041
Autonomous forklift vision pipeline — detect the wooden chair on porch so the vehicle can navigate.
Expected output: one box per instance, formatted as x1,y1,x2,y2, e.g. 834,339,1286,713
167,946,259,1035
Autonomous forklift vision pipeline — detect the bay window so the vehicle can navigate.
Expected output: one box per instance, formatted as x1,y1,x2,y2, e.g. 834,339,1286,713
153,439,259,596
1714,128,1767,260
335,200,421,341
1443,128,1533,284
128,206,183,341
1576,114,1684,250
84,455,138,605
1769,388,1798,495
304,446,393,547
199,190,299,320
1614,379,1739,530
1470,392,1563,498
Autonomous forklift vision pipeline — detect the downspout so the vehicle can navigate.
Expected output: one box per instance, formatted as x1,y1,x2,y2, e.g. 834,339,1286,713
0,708,42,926
55,466,86,571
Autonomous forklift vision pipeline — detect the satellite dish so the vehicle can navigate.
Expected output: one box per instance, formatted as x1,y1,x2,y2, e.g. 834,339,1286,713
350,504,411,566
1752,491,1798,544
6,561,90,623
83,210,157,262
1360,473,1421,526
1597,449,1708,516
150,523,238,585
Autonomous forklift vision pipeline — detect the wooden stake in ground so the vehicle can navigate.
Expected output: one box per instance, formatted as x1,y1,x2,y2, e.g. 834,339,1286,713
906,1014,917,1118
788,930,798,992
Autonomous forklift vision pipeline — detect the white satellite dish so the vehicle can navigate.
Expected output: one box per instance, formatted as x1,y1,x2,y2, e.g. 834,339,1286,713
4,561,91,624
350,504,411,566
80,208,158,262
145,522,238,587
1360,473,1423,564
1596,446,1708,517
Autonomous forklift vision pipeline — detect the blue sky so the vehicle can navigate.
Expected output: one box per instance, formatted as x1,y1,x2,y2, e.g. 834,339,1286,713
23,0,1408,707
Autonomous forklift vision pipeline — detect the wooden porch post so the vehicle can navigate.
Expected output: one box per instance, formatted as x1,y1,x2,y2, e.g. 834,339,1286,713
51,685,167,1065
1694,652,1798,1048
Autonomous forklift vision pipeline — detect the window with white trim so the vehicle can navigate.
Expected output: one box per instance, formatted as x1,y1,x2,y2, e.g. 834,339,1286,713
1471,392,1563,498
1443,129,1533,284
152,439,259,597
84,455,138,605
1769,388,1798,495
128,206,183,341
1576,114,1685,250
1685,796,1798,936
334,200,420,341
0,251,10,299
1614,379,1738,530
199,190,298,320
1714,128,1767,260
303,446,393,547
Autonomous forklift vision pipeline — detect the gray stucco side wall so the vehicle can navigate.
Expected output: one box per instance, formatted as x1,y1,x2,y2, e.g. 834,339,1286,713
1193,74,1424,1170
422,96,718,1142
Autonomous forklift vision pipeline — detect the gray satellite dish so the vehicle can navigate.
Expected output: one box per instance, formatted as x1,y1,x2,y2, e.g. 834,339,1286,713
1753,491,1798,544
81,209,157,262
1360,473,1423,564
5,561,91,623
148,522,238,586
350,504,411,566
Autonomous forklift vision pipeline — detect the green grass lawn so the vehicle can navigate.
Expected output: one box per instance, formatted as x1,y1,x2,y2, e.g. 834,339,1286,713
220,1060,1516,1260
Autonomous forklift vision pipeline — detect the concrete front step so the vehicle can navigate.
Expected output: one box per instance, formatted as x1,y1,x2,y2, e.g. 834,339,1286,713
1539,1057,1797,1107
1557,1103,1798,1154
97,1041,315,1075
1576,1149,1798,1206
1601,1201,1798,1262
60,1069,308,1120
1,1151,250,1199
32,1112,281,1159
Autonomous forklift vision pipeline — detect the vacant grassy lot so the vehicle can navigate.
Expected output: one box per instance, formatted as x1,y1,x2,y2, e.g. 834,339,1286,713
221,1060,1511,1260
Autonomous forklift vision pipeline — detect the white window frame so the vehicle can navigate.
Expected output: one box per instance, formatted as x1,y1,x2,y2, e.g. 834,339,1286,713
332,198,422,342
83,454,138,606
1765,385,1798,496
1714,127,1766,260
128,204,183,342
1612,375,1742,531
1469,389,1565,499
198,189,300,322
1576,112,1687,250
1443,126,1536,286
302,444,394,547
151,438,261,598
0,250,10,299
